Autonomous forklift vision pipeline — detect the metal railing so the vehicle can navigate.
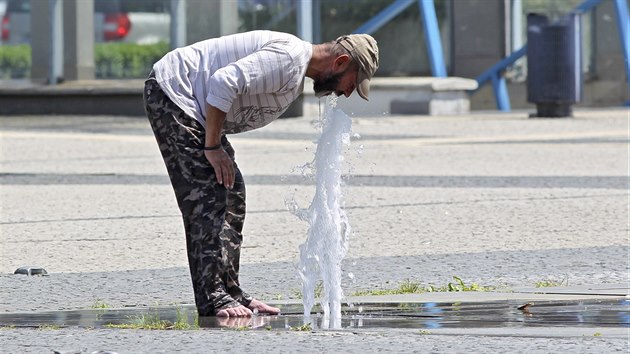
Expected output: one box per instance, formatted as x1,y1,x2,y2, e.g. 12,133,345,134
353,0,447,77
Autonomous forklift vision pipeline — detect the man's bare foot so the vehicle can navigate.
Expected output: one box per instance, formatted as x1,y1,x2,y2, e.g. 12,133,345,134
247,298,281,315
215,304,253,317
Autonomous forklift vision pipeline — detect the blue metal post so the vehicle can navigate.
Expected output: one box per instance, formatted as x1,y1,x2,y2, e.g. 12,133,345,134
418,0,447,77
492,74,511,111
575,0,604,13
612,0,630,104
353,0,414,35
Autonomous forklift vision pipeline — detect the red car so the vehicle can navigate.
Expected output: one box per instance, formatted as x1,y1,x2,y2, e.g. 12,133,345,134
1,0,170,45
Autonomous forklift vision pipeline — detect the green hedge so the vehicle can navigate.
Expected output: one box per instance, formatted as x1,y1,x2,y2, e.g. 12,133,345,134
0,44,31,79
0,42,169,79
95,41,168,78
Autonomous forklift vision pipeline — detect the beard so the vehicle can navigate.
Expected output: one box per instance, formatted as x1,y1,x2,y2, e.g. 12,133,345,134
313,71,343,98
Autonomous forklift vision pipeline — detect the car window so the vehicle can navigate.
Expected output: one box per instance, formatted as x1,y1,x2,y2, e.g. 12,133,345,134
120,0,169,13
7,0,170,14
95,0,122,13
6,0,30,13
95,0,169,14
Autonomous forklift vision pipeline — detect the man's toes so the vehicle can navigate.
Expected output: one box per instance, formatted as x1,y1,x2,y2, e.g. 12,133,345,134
249,299,280,314
216,309,229,317
230,306,252,317
216,305,249,317
265,305,281,314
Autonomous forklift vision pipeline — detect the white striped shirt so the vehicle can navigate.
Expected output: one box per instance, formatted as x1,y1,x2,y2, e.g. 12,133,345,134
153,30,313,134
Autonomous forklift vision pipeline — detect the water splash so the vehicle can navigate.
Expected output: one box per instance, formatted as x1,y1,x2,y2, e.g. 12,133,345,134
288,96,353,326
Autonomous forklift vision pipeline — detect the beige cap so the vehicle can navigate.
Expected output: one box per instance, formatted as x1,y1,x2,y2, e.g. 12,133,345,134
336,34,379,101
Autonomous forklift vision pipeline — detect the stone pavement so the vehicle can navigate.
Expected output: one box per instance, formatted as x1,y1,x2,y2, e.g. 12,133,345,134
0,108,628,352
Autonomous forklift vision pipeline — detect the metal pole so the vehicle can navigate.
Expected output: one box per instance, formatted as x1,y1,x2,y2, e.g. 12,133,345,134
418,0,447,77
492,74,511,111
313,0,322,44
613,0,630,86
220,0,238,35
504,0,511,57
48,0,62,85
170,0,186,49
575,0,604,13
297,0,313,42
511,0,523,52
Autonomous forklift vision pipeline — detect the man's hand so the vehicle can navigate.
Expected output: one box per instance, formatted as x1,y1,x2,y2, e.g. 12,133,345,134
205,149,234,189
204,105,232,188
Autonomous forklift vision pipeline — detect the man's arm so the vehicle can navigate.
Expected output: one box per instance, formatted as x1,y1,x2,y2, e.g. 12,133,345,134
204,105,234,190
203,42,297,189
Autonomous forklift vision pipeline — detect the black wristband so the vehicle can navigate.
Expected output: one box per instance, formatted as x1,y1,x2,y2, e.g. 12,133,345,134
203,143,223,151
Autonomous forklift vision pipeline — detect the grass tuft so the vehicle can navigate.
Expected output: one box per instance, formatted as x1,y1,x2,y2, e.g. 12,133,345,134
106,312,170,330
91,299,111,309
105,307,198,330
352,277,495,296
535,276,569,288
290,323,312,331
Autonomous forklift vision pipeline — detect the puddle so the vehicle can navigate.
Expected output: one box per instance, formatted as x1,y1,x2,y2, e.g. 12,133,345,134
1,299,627,330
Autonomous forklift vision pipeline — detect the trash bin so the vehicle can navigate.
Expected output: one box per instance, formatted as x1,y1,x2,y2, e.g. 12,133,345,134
527,13,582,117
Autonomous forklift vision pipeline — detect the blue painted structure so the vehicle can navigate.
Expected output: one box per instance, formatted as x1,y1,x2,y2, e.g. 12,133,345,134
474,46,528,112
418,0,447,77
612,0,630,104
475,0,630,110
349,0,628,110
353,0,447,77
354,0,414,34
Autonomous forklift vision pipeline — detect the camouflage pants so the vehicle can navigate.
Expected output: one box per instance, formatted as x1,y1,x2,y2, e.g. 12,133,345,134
143,74,252,316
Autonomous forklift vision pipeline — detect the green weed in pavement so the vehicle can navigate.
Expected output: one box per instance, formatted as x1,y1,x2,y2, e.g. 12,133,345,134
352,277,495,296
535,276,569,288
91,299,111,309
105,307,198,330
290,323,312,331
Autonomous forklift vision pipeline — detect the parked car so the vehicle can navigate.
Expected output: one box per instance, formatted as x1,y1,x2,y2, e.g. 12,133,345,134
0,0,6,44
1,0,170,45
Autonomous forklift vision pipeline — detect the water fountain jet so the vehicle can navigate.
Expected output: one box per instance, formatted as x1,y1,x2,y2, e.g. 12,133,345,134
288,97,353,327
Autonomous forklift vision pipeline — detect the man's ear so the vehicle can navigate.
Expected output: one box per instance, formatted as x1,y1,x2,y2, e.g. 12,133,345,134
334,54,352,69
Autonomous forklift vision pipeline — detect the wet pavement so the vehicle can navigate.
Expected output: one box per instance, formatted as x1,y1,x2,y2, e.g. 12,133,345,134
1,298,628,331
